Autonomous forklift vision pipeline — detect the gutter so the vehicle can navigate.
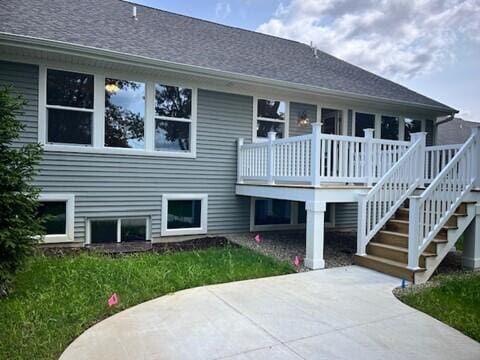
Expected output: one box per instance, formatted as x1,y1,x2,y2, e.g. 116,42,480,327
0,32,458,115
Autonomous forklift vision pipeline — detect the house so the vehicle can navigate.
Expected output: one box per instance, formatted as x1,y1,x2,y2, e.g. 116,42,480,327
1,0,479,283
437,117,480,145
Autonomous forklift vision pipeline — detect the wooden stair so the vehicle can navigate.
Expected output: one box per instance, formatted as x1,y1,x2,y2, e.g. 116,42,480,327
354,202,470,283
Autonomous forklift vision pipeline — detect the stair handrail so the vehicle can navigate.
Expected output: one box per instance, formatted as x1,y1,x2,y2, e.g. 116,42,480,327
407,130,478,269
357,133,425,255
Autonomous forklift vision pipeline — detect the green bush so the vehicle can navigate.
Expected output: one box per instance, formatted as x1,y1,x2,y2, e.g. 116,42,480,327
0,86,43,295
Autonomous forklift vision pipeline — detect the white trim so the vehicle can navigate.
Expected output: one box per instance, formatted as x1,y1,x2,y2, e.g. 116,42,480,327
161,193,208,236
38,64,198,158
86,216,150,244
38,193,75,243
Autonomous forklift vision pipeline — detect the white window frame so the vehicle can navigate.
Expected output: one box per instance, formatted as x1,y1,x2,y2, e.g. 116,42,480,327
161,194,208,236
40,67,95,147
38,65,198,158
153,83,197,154
38,193,75,243
253,97,289,142
249,198,334,231
86,217,150,244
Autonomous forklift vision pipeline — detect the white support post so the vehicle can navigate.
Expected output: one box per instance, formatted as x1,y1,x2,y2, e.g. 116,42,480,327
267,131,276,185
462,204,480,270
311,123,322,186
305,200,326,269
364,128,374,186
356,192,367,255
472,127,480,189
407,196,421,270
410,132,426,187
237,138,244,184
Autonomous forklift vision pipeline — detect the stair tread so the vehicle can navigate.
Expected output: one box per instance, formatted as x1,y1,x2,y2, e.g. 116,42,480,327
453,212,468,217
357,254,425,272
388,219,457,230
376,230,448,243
368,242,436,257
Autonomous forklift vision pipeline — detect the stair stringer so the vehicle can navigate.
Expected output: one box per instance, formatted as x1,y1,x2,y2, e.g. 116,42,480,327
414,203,477,284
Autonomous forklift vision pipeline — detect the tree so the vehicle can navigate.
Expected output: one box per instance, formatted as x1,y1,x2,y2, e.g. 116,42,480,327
0,86,43,295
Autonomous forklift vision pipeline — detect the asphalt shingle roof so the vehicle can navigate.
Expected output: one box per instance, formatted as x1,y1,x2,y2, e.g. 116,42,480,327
0,0,454,111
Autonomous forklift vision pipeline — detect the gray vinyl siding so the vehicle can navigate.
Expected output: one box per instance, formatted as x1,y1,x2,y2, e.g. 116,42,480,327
2,61,253,242
289,102,317,137
0,61,38,147
334,203,357,229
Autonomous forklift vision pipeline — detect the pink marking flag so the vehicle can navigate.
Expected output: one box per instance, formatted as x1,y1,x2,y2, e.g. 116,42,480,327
108,293,119,307
293,255,301,268
254,233,261,244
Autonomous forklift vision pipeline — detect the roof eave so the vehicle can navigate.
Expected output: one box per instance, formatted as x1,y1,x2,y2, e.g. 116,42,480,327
0,32,458,115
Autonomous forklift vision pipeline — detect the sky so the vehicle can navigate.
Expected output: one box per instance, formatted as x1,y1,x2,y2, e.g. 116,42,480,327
131,0,480,122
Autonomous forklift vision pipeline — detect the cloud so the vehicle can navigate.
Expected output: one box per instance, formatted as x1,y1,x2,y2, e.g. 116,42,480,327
257,0,480,80
215,1,232,19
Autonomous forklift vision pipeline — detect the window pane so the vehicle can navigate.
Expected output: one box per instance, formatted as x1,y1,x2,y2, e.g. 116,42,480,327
47,108,92,145
167,200,202,229
404,118,422,141
47,69,94,109
322,108,342,134
355,113,375,137
38,201,66,235
155,119,190,151
121,218,147,242
105,78,145,149
254,199,291,225
381,116,399,140
258,99,285,120
90,219,117,243
257,120,284,138
155,84,192,119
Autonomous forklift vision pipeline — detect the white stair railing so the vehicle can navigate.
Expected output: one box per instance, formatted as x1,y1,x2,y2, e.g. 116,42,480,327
408,128,479,269
357,133,425,255
424,144,462,184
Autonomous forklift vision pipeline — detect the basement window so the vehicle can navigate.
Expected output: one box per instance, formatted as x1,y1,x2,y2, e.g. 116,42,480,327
37,194,75,243
161,194,208,236
89,218,148,244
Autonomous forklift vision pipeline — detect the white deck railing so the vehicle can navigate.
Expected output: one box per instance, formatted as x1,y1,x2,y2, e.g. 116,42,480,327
237,124,410,186
407,130,479,269
424,144,462,184
357,133,425,255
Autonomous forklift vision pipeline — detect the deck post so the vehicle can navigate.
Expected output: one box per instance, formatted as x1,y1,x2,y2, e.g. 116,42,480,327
407,195,421,270
311,123,322,186
267,131,276,184
356,192,367,255
472,127,480,189
462,204,480,270
364,129,374,186
237,138,244,184
410,132,426,187
305,200,326,269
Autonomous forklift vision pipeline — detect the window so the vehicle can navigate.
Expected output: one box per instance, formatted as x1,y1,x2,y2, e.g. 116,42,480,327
355,112,375,137
161,194,208,236
255,199,291,225
37,194,75,243
89,218,148,244
322,108,342,135
104,78,145,149
404,118,422,141
256,99,287,139
381,116,399,140
46,69,94,145
155,84,192,152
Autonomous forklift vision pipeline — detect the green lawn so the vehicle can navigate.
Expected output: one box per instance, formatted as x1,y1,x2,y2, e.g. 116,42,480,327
398,272,480,342
0,246,294,359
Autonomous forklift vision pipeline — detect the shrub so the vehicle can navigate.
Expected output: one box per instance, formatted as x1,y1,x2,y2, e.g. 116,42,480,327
0,86,43,295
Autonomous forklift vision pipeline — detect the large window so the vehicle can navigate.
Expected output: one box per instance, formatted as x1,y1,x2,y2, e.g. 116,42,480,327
404,118,422,141
46,69,94,145
161,194,208,236
37,194,75,243
254,199,291,226
256,99,287,139
104,78,145,149
355,112,375,137
89,218,148,244
154,84,192,152
381,116,399,140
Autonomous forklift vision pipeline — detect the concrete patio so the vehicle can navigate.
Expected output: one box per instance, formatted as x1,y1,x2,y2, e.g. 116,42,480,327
61,266,480,360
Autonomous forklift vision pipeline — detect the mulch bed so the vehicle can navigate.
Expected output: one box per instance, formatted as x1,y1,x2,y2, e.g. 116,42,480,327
37,237,237,257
